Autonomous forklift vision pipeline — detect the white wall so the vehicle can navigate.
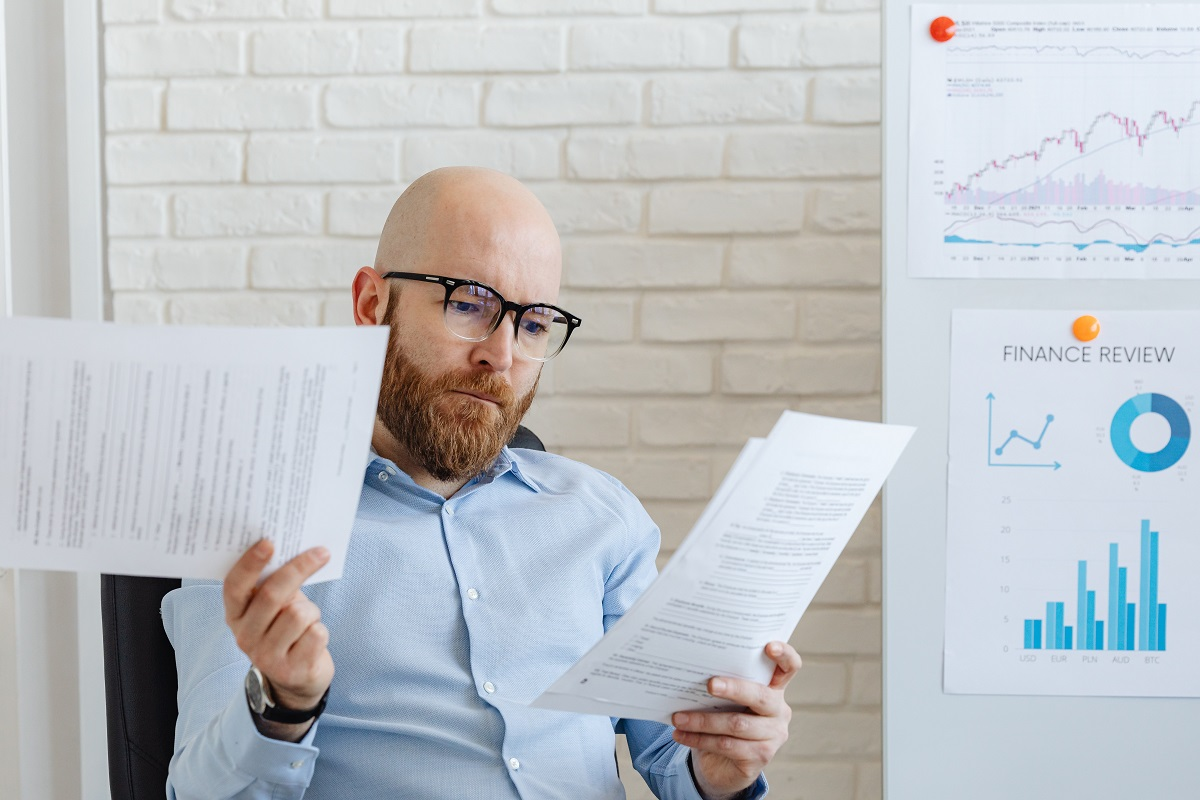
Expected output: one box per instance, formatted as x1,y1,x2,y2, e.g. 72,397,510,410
2,0,108,796
101,1,884,796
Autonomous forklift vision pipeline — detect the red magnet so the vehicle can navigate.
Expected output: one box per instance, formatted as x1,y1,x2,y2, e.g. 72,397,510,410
930,16,956,42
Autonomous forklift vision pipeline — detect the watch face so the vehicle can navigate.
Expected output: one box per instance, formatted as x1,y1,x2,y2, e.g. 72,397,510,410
245,668,267,714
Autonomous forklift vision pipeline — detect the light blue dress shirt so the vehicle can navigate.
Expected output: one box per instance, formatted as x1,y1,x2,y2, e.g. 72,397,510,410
162,446,769,800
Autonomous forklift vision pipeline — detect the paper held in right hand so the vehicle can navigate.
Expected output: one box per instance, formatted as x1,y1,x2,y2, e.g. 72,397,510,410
531,411,915,724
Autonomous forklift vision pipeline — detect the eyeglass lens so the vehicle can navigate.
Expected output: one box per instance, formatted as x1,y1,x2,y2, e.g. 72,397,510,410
444,284,570,360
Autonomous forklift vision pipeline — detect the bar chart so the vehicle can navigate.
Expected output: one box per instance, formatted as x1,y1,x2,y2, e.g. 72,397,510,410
1023,520,1166,652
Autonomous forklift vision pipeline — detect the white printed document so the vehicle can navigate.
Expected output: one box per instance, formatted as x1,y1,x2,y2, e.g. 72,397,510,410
908,4,1200,279
531,411,914,723
0,317,387,583
945,310,1200,697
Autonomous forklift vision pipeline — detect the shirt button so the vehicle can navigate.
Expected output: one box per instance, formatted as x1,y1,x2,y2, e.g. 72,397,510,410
483,681,496,694
290,760,305,769
466,588,479,601
444,506,455,516
378,471,388,482
508,757,520,770
386,466,398,475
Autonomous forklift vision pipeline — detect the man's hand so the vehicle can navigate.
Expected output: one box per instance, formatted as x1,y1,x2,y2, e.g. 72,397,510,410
671,641,801,800
224,540,334,735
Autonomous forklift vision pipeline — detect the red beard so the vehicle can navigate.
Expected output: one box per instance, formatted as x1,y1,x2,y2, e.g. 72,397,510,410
375,313,538,483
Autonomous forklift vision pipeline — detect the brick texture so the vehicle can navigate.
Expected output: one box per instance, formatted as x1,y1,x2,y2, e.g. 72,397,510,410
102,3,884,797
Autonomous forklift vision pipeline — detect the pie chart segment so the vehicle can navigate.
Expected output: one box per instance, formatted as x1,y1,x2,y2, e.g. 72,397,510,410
1110,393,1190,473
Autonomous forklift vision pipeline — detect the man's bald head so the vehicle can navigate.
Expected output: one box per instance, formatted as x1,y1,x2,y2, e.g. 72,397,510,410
373,167,562,303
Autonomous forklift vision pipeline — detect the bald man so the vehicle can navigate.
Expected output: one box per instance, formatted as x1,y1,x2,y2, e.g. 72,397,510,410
163,168,798,800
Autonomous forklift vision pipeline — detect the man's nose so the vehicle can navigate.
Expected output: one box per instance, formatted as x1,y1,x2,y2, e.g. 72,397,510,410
471,311,517,372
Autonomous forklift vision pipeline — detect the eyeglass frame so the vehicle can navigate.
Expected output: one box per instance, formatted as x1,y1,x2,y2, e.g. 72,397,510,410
381,271,582,361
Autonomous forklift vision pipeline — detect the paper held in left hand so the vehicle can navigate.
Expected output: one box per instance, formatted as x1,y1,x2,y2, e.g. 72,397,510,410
0,317,388,584
530,411,915,724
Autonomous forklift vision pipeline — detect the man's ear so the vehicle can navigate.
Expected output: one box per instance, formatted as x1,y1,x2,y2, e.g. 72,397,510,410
351,267,389,326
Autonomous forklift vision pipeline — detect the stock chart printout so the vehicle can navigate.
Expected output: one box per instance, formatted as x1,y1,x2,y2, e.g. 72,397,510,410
910,5,1200,278
944,311,1200,696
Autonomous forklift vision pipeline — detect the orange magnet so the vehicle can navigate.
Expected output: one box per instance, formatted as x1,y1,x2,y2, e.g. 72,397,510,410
1072,315,1100,342
930,16,956,42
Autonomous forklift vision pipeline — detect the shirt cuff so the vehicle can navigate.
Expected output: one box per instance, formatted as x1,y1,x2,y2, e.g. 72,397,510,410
216,688,321,788
686,751,769,800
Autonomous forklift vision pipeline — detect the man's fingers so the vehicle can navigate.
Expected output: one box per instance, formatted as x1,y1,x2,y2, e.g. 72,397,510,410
706,676,780,717
259,547,332,602
223,539,274,622
290,621,331,668
671,710,773,741
229,546,331,654
764,641,803,690
256,598,322,665
670,729,772,766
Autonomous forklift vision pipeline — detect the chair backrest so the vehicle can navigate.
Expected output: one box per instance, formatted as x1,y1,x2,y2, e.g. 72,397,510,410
101,426,546,800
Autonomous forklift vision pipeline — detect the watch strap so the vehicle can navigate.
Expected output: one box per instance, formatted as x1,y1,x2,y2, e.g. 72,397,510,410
260,686,329,724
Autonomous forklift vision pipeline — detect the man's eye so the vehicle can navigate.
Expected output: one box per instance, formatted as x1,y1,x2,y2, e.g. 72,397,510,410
521,318,549,337
449,301,485,316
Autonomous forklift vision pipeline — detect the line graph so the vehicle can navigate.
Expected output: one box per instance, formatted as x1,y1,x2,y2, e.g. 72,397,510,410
945,216,1200,253
995,415,1053,455
949,45,1200,61
945,103,1200,204
986,393,1061,470
909,4,1200,278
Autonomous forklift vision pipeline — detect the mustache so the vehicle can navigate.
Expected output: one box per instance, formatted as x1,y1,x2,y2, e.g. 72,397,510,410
439,371,516,408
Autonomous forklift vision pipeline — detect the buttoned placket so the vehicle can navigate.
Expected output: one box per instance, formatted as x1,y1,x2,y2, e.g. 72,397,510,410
439,496,498,701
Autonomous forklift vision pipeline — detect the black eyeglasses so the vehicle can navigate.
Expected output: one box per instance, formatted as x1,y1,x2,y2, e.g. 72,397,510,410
382,272,581,361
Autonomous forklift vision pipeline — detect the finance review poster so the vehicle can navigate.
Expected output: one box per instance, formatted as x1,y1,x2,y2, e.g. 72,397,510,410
944,310,1199,696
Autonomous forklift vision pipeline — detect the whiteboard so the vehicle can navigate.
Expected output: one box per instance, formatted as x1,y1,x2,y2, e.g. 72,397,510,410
882,2,1200,798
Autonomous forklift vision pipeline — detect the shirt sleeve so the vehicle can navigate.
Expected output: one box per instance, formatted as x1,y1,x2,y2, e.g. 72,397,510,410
599,478,769,800
621,719,768,800
162,581,321,800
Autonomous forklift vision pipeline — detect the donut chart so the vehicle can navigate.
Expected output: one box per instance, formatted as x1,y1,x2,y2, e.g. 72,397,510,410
1110,393,1191,472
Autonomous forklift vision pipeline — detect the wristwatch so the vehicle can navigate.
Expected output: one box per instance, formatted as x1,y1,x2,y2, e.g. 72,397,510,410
245,666,329,724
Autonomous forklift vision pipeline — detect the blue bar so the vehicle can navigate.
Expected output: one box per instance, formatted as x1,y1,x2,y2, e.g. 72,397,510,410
1140,521,1150,650
1149,529,1160,650
1064,626,1073,650
1108,544,1120,650
1055,603,1065,649
1077,561,1087,651
1045,602,1056,650
1033,619,1043,649
1024,620,1034,649
1095,621,1104,650
1126,603,1136,650
1157,605,1166,651
1117,567,1128,650
1086,591,1096,650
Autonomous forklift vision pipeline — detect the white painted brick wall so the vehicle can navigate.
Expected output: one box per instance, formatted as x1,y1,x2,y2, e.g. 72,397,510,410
251,27,400,75
167,81,318,130
324,80,479,127
568,131,724,180
171,0,321,21
102,3,884,796
246,135,397,183
649,74,808,124
570,22,728,70
405,132,561,180
411,24,564,72
487,77,641,126
105,82,164,131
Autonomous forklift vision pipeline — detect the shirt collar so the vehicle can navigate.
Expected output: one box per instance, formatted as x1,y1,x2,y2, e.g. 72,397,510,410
494,447,542,493
367,445,541,494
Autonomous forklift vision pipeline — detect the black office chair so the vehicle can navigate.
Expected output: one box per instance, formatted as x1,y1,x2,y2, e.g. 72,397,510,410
102,426,546,800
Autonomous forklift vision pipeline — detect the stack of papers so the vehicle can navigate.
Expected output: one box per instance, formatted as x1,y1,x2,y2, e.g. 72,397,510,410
532,411,914,723
0,317,387,583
